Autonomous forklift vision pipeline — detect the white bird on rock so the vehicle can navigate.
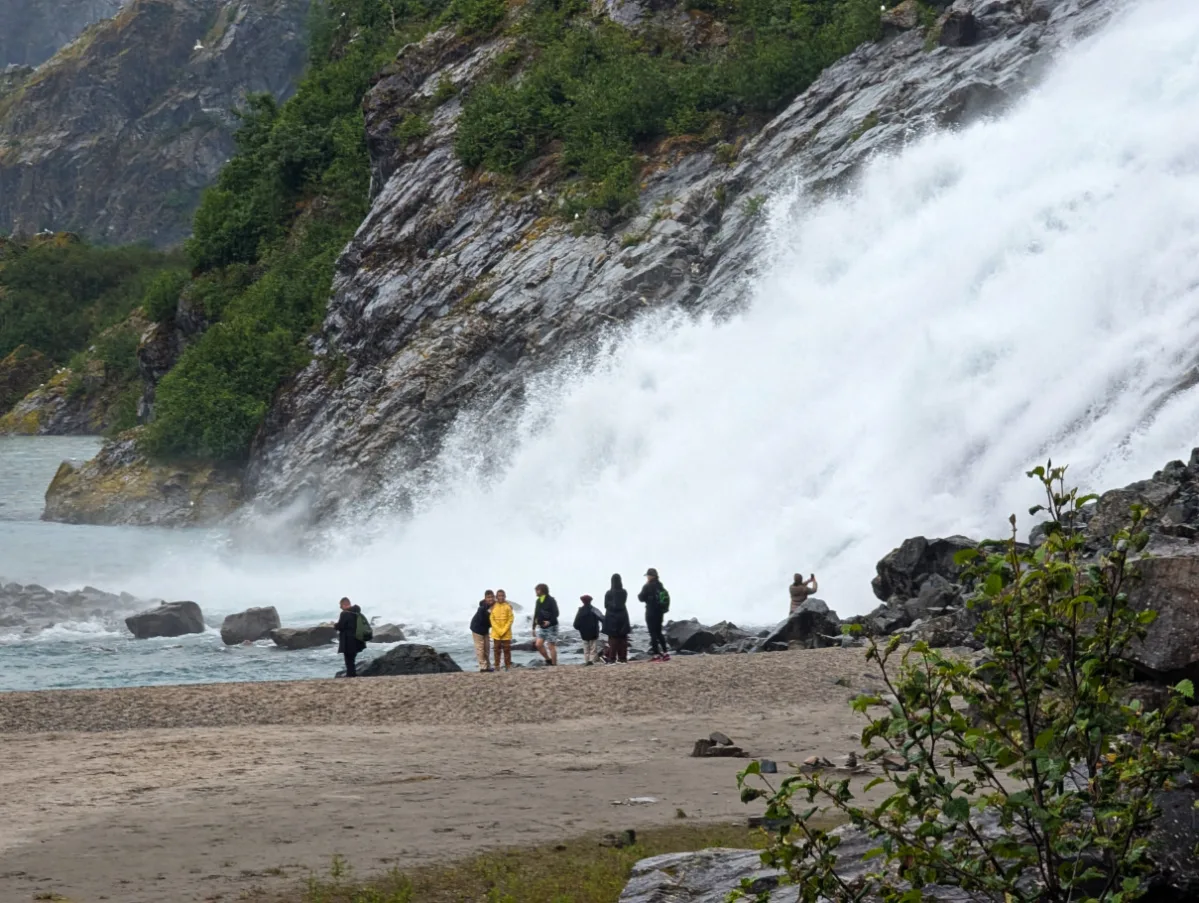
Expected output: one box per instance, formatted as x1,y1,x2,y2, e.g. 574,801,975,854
193,40,204,52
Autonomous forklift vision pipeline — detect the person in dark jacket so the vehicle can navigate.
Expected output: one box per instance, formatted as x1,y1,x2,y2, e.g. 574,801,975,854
336,596,367,677
532,583,559,666
603,573,631,664
471,591,495,672
638,568,671,661
573,595,604,665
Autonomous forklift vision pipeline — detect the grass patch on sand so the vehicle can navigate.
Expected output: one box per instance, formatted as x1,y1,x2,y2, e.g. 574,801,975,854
256,823,775,903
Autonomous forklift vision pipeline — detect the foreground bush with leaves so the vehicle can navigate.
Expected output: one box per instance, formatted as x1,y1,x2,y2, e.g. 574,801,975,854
738,463,1196,902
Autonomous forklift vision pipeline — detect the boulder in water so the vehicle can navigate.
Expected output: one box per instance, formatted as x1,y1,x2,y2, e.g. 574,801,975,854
370,623,406,643
219,606,281,645
359,643,462,677
125,601,205,639
270,624,337,650
665,619,721,654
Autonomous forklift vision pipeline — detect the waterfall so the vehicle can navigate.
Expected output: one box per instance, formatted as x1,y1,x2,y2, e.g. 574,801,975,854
122,0,1199,627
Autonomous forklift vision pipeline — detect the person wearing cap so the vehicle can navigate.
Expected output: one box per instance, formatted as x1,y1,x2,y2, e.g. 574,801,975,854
573,594,604,665
638,568,671,662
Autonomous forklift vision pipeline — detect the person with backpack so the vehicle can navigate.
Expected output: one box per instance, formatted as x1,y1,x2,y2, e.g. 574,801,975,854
638,568,671,662
490,589,515,671
336,596,371,677
603,573,631,664
573,595,604,665
471,591,495,672
532,583,559,666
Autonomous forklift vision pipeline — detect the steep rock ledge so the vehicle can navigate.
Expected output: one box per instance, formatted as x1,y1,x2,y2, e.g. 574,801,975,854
244,0,1118,523
0,0,308,246
43,431,242,526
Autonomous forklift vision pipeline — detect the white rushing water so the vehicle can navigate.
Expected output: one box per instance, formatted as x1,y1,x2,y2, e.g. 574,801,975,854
12,0,1199,638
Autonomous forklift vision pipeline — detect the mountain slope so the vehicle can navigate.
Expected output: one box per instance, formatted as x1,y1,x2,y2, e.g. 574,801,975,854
0,0,309,246
0,0,125,68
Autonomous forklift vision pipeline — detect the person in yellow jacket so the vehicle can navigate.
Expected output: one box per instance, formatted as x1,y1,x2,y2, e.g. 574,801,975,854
490,589,515,671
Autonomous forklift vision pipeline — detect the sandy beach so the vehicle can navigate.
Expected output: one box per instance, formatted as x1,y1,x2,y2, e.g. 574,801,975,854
0,649,889,902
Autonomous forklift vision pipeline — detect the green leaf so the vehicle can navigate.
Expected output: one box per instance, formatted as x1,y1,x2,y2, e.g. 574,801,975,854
1176,679,1195,700
953,548,980,566
943,796,970,823
1034,728,1055,751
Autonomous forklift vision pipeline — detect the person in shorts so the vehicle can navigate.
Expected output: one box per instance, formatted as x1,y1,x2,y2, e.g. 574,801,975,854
532,583,559,666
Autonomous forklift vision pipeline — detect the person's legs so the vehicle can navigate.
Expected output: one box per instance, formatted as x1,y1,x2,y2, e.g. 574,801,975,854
549,641,558,665
493,638,503,671
615,635,629,662
343,650,357,677
503,640,512,669
647,615,664,656
583,639,596,663
535,635,550,662
473,634,489,671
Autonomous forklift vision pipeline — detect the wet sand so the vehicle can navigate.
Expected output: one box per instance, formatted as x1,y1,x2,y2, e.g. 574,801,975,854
0,648,888,902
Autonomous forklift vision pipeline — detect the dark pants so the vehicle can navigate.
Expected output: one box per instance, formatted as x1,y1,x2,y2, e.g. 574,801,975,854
343,649,358,677
608,635,629,663
646,615,667,655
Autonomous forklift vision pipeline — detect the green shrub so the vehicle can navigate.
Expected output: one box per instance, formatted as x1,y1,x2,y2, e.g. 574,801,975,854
442,0,507,35
93,326,141,384
147,0,449,462
392,113,432,144
455,0,882,218
738,463,1195,903
142,269,189,323
0,238,181,362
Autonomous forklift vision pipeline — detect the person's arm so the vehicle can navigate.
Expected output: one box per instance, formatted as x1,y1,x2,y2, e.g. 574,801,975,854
808,575,818,592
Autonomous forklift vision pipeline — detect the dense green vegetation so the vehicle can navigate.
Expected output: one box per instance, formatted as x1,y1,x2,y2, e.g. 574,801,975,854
456,0,881,214
142,0,882,461
144,0,446,461
0,235,181,363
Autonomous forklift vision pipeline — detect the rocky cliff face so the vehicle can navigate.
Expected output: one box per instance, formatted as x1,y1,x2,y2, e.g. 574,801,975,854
0,0,126,68
0,0,309,246
244,0,1117,523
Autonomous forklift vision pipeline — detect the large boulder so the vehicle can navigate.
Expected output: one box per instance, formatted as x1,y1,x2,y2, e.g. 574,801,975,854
370,623,407,643
219,606,281,645
1145,784,1199,900
872,535,977,604
359,643,462,677
665,619,721,653
42,431,242,527
619,848,793,903
757,598,841,650
709,620,753,645
904,573,963,623
125,601,205,639
270,625,338,650
1125,541,1199,680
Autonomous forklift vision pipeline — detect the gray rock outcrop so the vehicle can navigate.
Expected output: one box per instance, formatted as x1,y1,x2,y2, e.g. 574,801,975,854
42,431,242,526
124,600,205,638
0,0,125,68
0,581,141,634
757,598,842,650
369,623,406,643
269,624,337,650
0,0,308,246
665,619,721,654
242,0,1120,524
358,643,462,677
219,606,281,645
619,848,796,903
